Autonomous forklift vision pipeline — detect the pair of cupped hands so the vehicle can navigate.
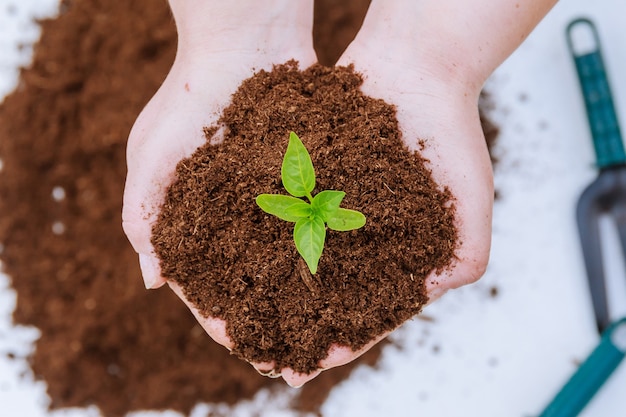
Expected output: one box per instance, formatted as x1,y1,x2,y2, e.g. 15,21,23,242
122,0,494,387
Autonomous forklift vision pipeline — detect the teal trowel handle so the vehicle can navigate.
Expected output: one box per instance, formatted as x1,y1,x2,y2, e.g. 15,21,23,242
567,18,626,169
539,318,626,417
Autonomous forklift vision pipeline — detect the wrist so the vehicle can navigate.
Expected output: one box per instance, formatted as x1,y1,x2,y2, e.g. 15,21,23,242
352,1,484,100
360,0,556,97
169,0,314,59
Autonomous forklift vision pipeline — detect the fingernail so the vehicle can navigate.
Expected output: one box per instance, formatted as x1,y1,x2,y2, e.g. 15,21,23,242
286,378,305,388
139,254,159,289
256,368,281,378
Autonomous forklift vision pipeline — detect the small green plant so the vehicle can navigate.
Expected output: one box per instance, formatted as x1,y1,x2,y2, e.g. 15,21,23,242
256,132,366,274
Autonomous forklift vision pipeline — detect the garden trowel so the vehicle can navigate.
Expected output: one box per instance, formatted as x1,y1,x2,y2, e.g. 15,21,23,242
539,18,626,417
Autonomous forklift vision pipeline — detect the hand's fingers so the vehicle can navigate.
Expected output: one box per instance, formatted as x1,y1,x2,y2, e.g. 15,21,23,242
319,331,391,369
251,361,280,378
416,111,492,296
122,113,205,288
167,280,234,349
170,280,322,388
122,62,215,289
139,253,167,289
281,368,322,388
278,331,393,387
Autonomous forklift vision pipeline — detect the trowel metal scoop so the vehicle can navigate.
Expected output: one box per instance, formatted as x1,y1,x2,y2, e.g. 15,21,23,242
539,18,626,417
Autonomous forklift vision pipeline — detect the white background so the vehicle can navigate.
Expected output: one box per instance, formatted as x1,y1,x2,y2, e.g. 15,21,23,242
1,1,625,416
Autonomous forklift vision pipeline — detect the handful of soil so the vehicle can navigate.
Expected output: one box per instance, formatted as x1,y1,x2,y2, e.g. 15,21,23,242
152,61,457,374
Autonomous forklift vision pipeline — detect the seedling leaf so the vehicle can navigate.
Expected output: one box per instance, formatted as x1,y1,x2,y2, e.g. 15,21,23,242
256,194,311,222
294,216,326,274
255,132,366,275
326,208,366,231
281,132,315,198
311,190,345,222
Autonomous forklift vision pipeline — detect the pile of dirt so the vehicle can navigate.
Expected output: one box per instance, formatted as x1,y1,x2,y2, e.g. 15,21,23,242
152,61,457,374
0,0,497,415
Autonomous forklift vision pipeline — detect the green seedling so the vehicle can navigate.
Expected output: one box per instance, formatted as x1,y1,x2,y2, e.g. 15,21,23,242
256,132,366,274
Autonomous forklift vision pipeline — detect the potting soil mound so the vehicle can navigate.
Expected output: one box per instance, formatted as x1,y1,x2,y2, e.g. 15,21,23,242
152,62,457,374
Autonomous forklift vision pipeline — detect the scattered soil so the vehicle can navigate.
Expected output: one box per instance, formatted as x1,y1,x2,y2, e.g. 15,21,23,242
152,61,457,374
0,0,498,416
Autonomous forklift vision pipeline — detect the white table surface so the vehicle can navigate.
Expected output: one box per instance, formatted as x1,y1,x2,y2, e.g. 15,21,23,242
1,1,625,416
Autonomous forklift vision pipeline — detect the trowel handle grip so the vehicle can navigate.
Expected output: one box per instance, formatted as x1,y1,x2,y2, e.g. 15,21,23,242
567,18,626,168
538,318,626,417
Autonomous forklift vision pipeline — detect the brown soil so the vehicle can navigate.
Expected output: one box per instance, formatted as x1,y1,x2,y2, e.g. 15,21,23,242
0,0,497,416
153,62,457,374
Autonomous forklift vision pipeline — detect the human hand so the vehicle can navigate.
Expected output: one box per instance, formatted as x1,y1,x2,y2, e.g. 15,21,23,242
307,0,558,377
122,0,319,387
302,2,497,383
336,1,498,302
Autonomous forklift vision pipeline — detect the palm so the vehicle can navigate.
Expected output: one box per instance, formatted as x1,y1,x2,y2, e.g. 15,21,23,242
337,42,493,302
